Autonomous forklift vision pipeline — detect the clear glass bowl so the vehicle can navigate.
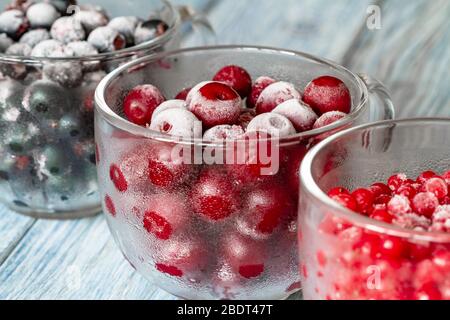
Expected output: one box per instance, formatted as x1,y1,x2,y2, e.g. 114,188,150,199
0,0,213,219
95,45,394,300
299,118,450,300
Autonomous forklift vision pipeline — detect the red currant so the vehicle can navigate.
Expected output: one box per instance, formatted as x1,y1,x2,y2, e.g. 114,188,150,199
411,192,439,218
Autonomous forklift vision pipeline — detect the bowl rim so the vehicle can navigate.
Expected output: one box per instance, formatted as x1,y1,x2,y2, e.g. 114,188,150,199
0,0,179,64
300,117,450,243
94,44,370,147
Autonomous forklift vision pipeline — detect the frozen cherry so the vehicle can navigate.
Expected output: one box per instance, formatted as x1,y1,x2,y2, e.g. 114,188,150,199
312,111,347,130
237,183,295,238
74,7,109,33
26,2,60,28
156,237,207,277
143,193,189,240
147,143,193,188
51,16,85,44
222,233,265,279
188,81,241,128
247,76,276,109
247,113,296,137
303,76,351,115
192,169,240,221
387,195,412,215
65,41,99,57
175,87,191,100
30,39,65,57
0,9,29,40
108,16,139,45
19,29,50,48
370,182,392,198
150,108,202,139
134,19,168,45
412,192,439,218
330,193,358,212
430,205,450,233
351,188,375,214
272,98,318,132
255,81,301,114
203,125,244,142
123,84,165,126
5,43,31,56
422,177,448,200
87,26,125,52
0,33,13,52
104,194,116,217
150,99,186,123
213,65,252,98
109,163,128,192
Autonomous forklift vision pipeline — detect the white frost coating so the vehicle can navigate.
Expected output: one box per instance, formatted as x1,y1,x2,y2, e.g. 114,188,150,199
19,29,50,48
51,17,86,44
203,125,245,142
5,43,32,56
65,41,99,57
0,33,13,52
31,39,66,57
313,111,347,129
247,113,296,137
108,16,139,40
0,10,25,35
256,81,301,109
185,81,212,106
87,26,123,52
151,99,186,123
26,3,60,28
74,10,108,33
150,108,202,139
272,98,317,132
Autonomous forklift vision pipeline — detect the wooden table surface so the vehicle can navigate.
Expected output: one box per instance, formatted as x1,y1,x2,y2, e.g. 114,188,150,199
0,0,449,299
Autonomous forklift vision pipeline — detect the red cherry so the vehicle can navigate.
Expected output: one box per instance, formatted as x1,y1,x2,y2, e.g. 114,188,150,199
351,188,375,214
246,76,276,108
387,174,408,192
330,193,358,212
312,111,347,130
255,81,301,114
370,182,392,198
414,282,442,300
222,233,265,279
175,87,191,100
370,208,393,223
147,143,193,189
123,84,165,126
104,195,116,217
411,192,439,218
303,76,351,115
387,195,412,215
396,184,418,199
142,193,189,240
192,168,240,221
416,171,437,184
213,65,252,98
109,164,128,192
188,82,241,128
422,177,448,199
237,183,295,238
328,187,350,197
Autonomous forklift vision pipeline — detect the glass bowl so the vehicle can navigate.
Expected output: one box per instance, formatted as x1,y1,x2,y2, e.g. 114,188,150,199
299,118,450,300
0,0,213,219
95,45,394,300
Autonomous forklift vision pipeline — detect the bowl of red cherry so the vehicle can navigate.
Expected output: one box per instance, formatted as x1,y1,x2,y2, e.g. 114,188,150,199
94,45,394,299
299,118,450,300
0,0,213,218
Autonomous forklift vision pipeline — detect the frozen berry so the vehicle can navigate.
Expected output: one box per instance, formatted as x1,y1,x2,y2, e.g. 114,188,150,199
0,33,13,52
370,208,394,223
74,7,109,33
387,195,412,215
43,59,83,88
330,193,358,211
87,26,125,52
0,9,29,40
237,109,255,130
108,16,139,45
51,16,85,44
312,111,347,129
175,87,191,100
26,2,60,28
414,282,442,300
156,237,207,277
430,205,450,233
123,84,165,126
255,81,301,114
143,193,190,240
19,29,50,48
222,233,265,279
416,171,437,184
370,182,392,198
150,99,186,123
5,43,31,56
22,80,69,119
303,76,351,115
65,40,99,57
388,174,408,192
192,169,240,221
247,113,296,138
328,187,350,197
237,183,295,238
213,65,252,98
272,98,318,132
49,0,77,14
422,177,448,200
412,192,439,218
247,76,276,109
148,143,193,188
203,125,244,142
30,39,65,57
188,81,241,128
352,188,375,214
109,163,128,192
150,108,202,139
396,184,418,200
104,194,116,217
442,170,450,184
134,19,168,45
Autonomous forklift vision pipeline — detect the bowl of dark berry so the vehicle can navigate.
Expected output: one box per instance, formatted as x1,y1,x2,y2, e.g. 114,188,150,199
94,46,394,299
0,0,213,218
299,118,450,300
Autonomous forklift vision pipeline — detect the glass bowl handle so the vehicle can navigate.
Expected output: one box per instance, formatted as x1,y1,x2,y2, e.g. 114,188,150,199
359,73,395,121
177,5,216,46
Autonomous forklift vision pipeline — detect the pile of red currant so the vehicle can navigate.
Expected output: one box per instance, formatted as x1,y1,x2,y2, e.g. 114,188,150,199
100,65,352,298
306,170,450,300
